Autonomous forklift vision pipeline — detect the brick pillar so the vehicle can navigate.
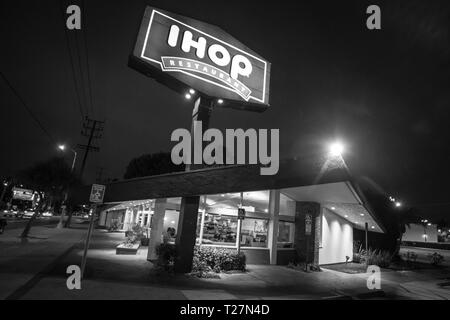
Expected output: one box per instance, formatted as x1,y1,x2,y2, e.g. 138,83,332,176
174,196,200,273
295,202,321,265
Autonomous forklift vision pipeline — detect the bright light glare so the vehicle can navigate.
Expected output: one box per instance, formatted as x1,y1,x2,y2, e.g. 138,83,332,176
189,89,195,95
58,145,66,151
329,141,344,157
218,99,224,104
395,202,401,207
185,93,191,100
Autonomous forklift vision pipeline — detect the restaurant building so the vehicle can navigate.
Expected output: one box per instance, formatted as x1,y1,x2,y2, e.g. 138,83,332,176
84,156,386,266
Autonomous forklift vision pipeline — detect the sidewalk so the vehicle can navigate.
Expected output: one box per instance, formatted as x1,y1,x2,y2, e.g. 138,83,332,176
16,227,386,300
0,224,88,299
2,226,450,300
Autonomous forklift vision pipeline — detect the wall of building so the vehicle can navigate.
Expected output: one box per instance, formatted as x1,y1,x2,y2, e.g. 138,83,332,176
403,223,438,243
319,208,353,265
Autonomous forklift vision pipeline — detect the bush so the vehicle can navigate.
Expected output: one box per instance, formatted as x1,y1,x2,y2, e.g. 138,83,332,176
353,245,393,268
353,240,363,263
131,224,148,241
108,219,121,232
155,243,177,271
365,249,392,268
193,246,246,273
429,252,444,266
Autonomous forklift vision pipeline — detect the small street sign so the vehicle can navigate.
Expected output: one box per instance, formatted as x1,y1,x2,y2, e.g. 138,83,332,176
305,214,312,235
238,208,246,220
89,184,106,203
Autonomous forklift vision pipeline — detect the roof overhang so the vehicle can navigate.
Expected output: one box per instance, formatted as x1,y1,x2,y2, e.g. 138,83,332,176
282,182,383,233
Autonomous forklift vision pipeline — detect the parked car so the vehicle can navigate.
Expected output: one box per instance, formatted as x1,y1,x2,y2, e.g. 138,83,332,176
41,211,53,217
22,210,36,219
2,210,15,218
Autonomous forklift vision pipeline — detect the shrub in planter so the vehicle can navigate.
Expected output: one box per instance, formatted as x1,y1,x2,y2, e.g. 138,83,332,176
193,246,246,273
108,219,121,232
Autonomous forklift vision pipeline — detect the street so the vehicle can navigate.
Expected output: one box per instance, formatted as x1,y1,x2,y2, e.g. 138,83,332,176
400,246,450,267
2,216,60,230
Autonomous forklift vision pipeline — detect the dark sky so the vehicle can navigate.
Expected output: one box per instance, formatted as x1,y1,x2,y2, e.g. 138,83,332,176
1,0,449,220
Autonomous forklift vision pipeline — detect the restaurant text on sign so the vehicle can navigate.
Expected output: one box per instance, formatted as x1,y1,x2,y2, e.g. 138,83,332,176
130,7,271,111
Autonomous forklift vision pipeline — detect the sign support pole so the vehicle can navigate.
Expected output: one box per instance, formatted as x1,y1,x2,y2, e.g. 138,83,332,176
81,204,97,279
174,96,214,273
237,192,244,255
365,222,368,252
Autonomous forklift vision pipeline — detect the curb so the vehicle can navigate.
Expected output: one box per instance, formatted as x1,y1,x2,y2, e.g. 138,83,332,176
323,289,385,300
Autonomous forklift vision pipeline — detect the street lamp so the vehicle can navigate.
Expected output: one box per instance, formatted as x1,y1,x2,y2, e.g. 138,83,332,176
57,144,78,229
329,141,344,157
58,144,77,172
0,180,9,204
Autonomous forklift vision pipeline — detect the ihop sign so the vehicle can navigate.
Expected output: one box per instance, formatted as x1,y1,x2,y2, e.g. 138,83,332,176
129,7,271,111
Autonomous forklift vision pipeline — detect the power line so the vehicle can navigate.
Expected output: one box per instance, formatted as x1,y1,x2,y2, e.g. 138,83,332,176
59,0,86,121
73,27,89,116
0,71,55,144
81,0,95,116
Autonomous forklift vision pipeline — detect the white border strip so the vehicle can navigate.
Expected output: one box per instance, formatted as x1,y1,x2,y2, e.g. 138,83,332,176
140,9,267,104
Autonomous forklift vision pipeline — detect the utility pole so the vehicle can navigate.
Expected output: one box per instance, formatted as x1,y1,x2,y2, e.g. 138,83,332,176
95,167,105,184
77,117,104,180
65,117,104,228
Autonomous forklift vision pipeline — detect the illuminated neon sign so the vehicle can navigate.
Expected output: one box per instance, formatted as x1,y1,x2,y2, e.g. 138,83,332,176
12,187,34,201
129,7,271,111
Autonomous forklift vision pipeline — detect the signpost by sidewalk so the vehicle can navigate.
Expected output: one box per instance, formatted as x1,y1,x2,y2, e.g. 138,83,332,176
80,184,106,279
237,208,246,255
305,213,312,271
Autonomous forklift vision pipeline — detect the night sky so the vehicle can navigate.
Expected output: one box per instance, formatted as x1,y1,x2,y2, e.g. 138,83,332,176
1,0,449,220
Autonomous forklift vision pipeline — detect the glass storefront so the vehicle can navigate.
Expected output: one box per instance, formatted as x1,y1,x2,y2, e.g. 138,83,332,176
277,221,295,248
104,191,294,250
240,218,268,248
278,193,296,248
201,213,238,246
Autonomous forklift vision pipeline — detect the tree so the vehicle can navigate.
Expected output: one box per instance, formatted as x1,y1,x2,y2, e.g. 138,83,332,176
124,152,183,179
353,177,422,258
16,157,80,238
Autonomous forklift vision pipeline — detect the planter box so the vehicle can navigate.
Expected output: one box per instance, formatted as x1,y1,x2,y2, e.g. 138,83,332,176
116,243,140,255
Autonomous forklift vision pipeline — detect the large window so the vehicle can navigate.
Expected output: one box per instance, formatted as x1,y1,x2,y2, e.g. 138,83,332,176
240,218,268,248
194,191,271,248
280,193,296,217
200,213,238,246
